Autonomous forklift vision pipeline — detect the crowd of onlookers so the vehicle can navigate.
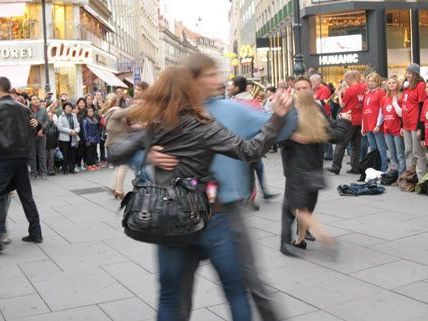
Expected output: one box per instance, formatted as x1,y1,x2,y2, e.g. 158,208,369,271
225,63,428,192
9,86,144,179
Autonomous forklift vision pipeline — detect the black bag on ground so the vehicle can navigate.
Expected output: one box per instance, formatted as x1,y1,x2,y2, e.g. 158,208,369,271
358,149,381,182
337,180,386,196
381,170,399,186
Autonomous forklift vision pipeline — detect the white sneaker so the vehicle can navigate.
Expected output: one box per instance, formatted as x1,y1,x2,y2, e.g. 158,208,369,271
1,235,11,245
74,168,80,173
80,166,86,172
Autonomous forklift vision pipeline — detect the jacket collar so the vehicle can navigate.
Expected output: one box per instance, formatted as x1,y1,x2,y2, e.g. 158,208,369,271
0,94,13,101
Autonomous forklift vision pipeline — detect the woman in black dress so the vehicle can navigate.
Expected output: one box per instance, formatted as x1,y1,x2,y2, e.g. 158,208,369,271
281,77,352,249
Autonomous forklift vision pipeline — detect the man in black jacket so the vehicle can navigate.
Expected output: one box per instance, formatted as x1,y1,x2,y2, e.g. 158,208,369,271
29,95,48,178
0,77,43,247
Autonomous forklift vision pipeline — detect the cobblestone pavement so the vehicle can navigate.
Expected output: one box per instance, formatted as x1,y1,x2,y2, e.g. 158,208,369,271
1,154,428,321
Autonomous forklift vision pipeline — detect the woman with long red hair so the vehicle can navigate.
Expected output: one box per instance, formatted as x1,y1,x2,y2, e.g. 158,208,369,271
126,66,292,321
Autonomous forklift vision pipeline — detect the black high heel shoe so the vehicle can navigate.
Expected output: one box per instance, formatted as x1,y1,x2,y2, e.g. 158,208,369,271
292,240,307,250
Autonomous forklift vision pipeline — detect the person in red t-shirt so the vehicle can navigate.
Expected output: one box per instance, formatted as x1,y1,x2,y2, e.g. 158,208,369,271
419,82,428,149
378,76,406,174
362,73,388,172
310,74,332,116
326,70,366,175
401,64,427,181
310,73,334,160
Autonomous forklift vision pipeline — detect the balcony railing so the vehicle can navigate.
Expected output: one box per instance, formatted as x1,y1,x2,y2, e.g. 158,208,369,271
80,25,110,52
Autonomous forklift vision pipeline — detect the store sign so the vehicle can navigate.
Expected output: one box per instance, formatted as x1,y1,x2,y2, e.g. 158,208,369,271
0,47,33,59
48,42,93,63
239,45,255,59
319,53,359,66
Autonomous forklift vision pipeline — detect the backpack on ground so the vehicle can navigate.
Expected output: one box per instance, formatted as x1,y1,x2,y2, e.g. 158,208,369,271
358,150,381,182
381,170,399,186
415,172,428,195
397,167,418,192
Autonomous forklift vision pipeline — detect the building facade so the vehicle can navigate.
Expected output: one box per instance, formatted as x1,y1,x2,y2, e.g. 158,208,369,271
255,0,428,85
158,16,199,70
255,0,294,86
109,0,159,86
301,0,428,84
0,0,125,98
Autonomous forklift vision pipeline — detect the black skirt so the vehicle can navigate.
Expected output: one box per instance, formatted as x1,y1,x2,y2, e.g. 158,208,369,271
285,178,318,212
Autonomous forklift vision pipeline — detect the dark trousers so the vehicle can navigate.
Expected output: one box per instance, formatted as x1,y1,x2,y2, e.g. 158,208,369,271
46,149,55,173
0,159,42,237
157,213,251,321
178,206,280,321
332,125,362,171
59,141,75,173
75,142,86,168
99,139,107,161
85,144,97,166
29,136,47,176
0,194,11,234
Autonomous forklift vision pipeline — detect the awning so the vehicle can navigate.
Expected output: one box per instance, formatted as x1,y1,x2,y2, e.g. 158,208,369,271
0,65,31,88
124,77,134,85
87,65,128,88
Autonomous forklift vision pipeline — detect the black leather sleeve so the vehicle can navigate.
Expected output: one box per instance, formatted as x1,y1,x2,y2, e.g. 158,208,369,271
328,118,352,144
203,114,284,162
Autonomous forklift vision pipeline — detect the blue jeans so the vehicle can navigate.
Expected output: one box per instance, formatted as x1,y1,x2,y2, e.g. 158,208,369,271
384,133,406,174
360,135,369,161
324,142,333,159
0,194,11,234
366,132,388,172
157,213,251,321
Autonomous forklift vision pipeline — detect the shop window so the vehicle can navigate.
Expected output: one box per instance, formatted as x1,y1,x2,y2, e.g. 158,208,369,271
309,11,368,55
420,10,428,69
0,3,40,40
386,9,412,77
52,4,75,39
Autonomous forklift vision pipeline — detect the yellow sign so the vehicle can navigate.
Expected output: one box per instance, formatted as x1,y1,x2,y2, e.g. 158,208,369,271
239,45,254,58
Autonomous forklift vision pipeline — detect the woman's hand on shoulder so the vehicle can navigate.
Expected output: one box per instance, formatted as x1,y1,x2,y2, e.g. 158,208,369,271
270,88,293,117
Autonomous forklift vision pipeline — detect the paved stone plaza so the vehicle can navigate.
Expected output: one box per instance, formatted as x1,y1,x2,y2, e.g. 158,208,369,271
1,154,428,321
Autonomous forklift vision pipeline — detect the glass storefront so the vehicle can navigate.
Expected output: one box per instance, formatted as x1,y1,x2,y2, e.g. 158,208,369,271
52,4,75,39
0,3,40,40
317,65,368,87
55,64,79,98
309,11,368,55
386,9,412,77
420,10,428,69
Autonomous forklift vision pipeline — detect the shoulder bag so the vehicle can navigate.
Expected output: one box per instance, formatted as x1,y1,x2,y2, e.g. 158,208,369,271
120,130,212,245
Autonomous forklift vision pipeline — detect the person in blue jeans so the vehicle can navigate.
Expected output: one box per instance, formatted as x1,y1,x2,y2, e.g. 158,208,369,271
136,55,297,321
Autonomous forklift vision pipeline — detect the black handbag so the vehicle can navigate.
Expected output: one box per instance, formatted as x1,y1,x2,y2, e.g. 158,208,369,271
120,132,212,245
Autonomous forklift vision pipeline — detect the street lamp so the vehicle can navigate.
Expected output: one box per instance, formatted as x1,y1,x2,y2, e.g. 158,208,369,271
292,0,305,76
41,0,50,92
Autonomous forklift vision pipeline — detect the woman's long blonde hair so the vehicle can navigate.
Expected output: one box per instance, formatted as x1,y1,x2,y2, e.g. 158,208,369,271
294,79,330,143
